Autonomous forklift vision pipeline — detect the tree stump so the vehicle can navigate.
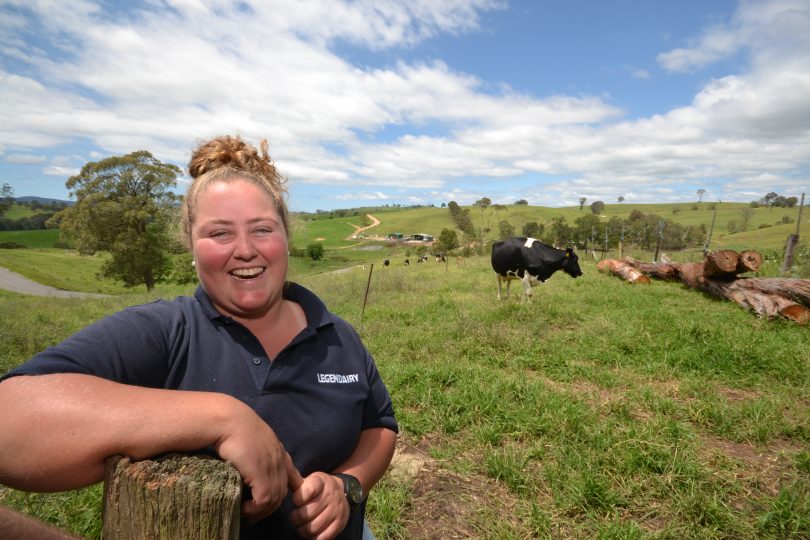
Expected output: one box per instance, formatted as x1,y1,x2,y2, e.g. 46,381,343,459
103,454,241,540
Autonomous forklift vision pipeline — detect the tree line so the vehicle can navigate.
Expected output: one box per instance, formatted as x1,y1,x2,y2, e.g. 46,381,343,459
441,199,709,255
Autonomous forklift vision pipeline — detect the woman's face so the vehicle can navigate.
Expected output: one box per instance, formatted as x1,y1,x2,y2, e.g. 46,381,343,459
190,179,288,321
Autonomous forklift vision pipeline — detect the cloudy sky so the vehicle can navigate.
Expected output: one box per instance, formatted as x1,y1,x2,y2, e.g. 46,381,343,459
1,0,808,212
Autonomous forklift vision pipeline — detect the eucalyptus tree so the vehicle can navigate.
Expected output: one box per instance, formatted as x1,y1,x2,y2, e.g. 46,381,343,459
474,197,492,253
51,151,181,290
0,183,14,217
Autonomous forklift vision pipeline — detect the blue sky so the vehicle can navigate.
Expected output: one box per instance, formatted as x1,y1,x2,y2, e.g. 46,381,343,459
1,0,808,212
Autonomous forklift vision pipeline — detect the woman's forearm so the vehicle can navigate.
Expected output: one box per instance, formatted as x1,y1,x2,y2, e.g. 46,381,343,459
334,427,397,496
0,373,244,491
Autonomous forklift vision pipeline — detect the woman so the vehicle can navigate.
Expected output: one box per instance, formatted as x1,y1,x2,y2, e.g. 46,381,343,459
0,135,398,539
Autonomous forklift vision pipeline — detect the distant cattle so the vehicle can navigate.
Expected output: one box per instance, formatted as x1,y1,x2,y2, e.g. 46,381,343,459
403,259,410,267
435,254,446,263
417,255,429,263
383,259,390,268
491,237,582,300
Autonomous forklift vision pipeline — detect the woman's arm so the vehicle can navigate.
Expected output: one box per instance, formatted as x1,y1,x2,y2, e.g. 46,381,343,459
333,427,397,496
0,505,82,539
0,373,302,520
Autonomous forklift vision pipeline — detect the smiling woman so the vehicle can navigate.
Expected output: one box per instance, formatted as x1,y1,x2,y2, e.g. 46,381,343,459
0,135,398,540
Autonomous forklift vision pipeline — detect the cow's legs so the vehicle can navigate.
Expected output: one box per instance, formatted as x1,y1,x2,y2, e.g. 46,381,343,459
521,274,533,301
496,275,513,300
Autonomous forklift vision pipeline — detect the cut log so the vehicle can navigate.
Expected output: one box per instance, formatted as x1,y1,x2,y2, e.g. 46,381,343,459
704,250,739,277
621,256,810,324
736,250,763,274
597,259,651,284
621,257,682,281
103,454,241,540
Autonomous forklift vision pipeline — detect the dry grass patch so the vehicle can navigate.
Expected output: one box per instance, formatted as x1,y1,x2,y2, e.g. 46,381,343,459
389,436,541,539
700,434,805,498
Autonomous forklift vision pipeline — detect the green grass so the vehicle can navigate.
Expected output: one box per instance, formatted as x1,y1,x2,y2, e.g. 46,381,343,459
1,203,44,220
0,248,178,295
1,207,809,539
0,229,60,248
288,202,810,254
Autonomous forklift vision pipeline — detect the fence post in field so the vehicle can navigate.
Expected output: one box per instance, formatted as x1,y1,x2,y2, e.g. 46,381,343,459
653,220,664,262
780,193,805,276
103,454,241,540
359,263,374,332
704,200,720,258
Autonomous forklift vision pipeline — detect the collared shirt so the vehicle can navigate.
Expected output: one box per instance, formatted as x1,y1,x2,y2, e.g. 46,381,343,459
2,282,397,539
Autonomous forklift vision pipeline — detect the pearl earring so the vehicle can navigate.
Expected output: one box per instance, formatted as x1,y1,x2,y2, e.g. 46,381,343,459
191,260,196,267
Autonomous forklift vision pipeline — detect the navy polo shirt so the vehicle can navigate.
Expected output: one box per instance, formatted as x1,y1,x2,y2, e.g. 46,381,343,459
2,282,398,539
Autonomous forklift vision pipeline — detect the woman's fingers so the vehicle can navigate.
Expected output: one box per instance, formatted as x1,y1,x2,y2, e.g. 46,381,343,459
213,400,300,521
290,473,349,539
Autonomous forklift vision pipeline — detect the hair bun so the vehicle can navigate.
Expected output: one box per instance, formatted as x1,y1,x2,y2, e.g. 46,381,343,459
188,135,278,180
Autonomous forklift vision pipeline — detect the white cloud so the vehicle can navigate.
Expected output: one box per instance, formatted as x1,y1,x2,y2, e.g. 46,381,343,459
332,191,392,201
43,165,80,176
0,0,808,210
4,153,46,164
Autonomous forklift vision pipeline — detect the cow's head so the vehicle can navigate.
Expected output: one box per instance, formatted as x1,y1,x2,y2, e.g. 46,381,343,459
562,248,583,278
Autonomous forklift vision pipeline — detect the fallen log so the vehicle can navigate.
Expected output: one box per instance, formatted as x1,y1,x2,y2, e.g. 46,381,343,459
621,256,810,324
596,259,651,284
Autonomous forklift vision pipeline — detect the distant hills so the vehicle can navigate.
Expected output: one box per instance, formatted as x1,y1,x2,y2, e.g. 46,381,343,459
15,196,74,206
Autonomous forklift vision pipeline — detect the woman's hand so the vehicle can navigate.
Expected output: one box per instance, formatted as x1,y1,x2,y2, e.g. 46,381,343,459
213,400,304,522
289,473,349,540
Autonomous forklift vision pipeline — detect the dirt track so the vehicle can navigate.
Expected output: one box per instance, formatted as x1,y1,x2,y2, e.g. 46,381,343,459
0,265,109,298
345,214,381,240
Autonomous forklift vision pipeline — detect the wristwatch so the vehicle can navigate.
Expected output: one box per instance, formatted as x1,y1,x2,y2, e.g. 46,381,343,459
334,473,364,512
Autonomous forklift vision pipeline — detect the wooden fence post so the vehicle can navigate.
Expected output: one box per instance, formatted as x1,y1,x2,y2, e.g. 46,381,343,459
780,193,805,276
103,454,241,540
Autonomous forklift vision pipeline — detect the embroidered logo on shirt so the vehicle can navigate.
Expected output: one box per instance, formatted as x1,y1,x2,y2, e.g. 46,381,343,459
317,373,359,384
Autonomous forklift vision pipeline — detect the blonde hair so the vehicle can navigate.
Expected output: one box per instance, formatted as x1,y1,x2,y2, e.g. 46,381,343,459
181,135,288,247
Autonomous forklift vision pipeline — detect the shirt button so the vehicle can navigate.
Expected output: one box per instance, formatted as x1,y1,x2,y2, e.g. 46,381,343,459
253,357,262,365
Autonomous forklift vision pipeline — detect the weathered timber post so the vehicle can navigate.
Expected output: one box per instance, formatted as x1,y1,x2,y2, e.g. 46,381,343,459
359,263,374,332
780,193,805,276
653,220,664,262
704,201,720,257
103,454,241,540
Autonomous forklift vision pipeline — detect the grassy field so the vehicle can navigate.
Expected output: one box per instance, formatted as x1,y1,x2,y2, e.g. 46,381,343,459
1,250,809,538
1,203,43,220
0,229,59,248
290,202,809,253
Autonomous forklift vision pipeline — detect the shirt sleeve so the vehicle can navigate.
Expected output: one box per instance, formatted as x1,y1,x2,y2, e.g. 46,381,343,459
0,301,180,388
361,347,399,433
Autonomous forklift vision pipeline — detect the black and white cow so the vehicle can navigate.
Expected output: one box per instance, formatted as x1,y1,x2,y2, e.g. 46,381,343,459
491,237,582,300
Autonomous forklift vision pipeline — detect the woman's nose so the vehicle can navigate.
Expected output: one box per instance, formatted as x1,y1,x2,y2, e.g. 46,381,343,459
233,234,257,259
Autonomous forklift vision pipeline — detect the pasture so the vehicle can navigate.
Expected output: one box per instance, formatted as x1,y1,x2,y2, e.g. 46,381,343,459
0,229,59,248
0,203,43,220
1,248,808,538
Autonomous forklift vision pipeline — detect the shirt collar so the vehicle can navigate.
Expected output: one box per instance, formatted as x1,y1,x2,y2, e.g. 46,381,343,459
193,282,334,330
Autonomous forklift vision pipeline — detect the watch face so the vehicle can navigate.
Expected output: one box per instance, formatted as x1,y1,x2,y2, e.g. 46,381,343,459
338,474,363,505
